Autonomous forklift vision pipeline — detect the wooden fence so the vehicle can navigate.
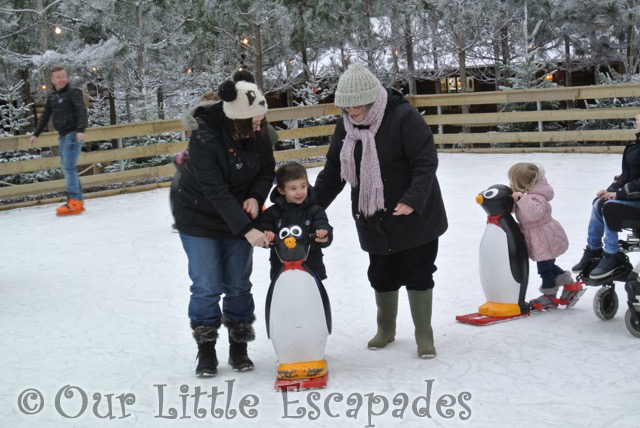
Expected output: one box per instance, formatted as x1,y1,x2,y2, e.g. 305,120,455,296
1,82,639,210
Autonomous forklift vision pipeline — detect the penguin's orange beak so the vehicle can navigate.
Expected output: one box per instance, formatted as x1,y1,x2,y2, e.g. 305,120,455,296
476,194,484,205
284,236,297,249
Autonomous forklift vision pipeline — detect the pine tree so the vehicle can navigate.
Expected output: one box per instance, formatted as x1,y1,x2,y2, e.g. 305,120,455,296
0,81,32,136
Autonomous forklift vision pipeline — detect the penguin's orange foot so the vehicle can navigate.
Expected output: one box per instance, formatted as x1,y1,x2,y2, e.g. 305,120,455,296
478,302,522,317
277,360,327,380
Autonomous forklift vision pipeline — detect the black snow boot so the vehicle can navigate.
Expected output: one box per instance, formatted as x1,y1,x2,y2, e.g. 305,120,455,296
192,323,219,376
222,315,255,371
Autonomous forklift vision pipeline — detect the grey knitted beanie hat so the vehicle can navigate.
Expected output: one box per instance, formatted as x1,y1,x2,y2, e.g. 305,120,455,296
334,64,381,108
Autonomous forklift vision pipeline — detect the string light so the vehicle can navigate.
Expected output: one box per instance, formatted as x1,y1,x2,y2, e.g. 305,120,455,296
40,84,47,90
186,68,193,74
241,37,250,45
544,74,553,81
54,26,62,35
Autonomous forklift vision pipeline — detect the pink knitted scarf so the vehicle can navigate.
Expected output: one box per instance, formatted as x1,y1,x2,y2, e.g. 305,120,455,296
340,86,387,217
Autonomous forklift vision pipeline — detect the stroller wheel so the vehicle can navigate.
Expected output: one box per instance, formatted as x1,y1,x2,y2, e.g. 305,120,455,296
593,287,618,320
624,309,640,338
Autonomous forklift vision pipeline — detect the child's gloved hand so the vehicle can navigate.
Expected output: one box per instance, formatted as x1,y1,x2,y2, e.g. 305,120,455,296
315,229,329,243
176,151,188,165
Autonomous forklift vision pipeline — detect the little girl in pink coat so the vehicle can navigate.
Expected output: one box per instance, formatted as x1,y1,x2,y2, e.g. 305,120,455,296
508,163,574,310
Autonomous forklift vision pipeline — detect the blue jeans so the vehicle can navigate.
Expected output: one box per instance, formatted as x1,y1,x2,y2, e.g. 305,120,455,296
179,233,255,327
537,259,564,290
59,131,84,200
587,199,640,254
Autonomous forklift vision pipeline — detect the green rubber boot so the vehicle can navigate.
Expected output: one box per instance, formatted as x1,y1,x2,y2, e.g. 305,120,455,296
408,289,436,358
367,290,398,349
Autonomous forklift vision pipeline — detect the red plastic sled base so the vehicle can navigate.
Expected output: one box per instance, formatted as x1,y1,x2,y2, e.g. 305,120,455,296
456,312,530,326
274,373,328,391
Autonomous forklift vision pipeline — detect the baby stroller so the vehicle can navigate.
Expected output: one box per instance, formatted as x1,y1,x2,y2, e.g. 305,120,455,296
576,202,640,338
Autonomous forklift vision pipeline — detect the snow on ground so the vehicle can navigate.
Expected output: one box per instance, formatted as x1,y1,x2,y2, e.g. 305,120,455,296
1,153,639,428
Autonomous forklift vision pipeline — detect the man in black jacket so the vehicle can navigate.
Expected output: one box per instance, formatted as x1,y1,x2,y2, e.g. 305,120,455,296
30,66,88,216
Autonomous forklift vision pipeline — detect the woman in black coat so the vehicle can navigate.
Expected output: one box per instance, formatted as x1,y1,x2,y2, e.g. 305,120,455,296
171,72,275,376
314,64,447,358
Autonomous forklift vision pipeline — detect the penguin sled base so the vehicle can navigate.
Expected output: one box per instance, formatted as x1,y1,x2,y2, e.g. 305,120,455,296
265,226,332,390
456,184,585,326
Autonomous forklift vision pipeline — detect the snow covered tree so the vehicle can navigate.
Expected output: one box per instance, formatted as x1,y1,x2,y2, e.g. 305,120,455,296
576,69,640,138
0,81,32,136
189,0,292,91
280,77,334,149
427,0,511,132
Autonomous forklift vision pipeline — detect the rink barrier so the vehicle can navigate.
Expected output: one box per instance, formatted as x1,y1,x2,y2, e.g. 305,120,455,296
1,82,639,209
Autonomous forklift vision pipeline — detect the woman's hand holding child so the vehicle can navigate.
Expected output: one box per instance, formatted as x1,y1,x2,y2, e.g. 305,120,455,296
243,198,260,219
245,228,269,247
264,231,275,244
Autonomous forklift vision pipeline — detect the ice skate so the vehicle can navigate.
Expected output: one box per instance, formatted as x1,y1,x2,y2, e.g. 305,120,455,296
56,199,85,216
557,283,587,308
529,293,559,311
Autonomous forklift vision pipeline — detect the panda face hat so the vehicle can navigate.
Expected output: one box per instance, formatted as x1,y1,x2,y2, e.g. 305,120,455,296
218,79,268,119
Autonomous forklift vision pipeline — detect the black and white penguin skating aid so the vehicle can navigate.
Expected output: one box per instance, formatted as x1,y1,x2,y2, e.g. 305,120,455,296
265,224,331,390
457,184,531,325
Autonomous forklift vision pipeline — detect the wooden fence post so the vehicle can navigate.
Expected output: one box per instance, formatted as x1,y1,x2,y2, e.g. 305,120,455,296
117,138,124,171
537,100,544,147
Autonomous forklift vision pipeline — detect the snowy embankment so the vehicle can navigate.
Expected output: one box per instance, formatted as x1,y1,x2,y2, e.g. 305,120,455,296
1,153,638,428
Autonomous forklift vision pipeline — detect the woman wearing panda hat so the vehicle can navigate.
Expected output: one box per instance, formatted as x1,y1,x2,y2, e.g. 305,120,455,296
171,71,275,376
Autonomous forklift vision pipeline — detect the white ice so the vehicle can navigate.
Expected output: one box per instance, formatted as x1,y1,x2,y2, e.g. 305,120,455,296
1,153,639,428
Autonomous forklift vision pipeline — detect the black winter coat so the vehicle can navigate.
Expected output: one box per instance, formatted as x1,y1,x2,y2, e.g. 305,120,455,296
315,88,447,255
171,102,275,239
257,186,333,280
34,84,88,137
607,133,640,200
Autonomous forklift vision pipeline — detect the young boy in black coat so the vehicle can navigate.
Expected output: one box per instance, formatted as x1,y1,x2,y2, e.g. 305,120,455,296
258,162,333,281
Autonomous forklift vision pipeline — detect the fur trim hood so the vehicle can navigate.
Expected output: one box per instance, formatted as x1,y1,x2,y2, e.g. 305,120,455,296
181,99,221,131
